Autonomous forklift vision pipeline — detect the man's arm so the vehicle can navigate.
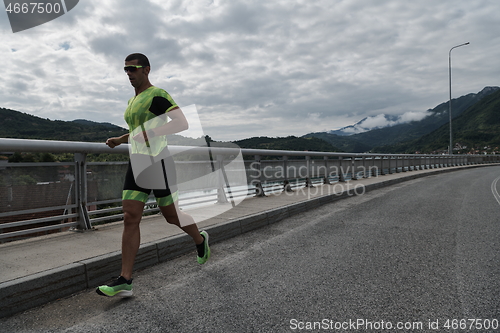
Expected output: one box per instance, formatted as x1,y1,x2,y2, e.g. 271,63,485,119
155,106,189,135
132,107,189,143
106,133,129,148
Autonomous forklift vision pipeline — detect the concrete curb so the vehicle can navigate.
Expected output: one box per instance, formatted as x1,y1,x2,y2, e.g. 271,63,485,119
0,163,497,318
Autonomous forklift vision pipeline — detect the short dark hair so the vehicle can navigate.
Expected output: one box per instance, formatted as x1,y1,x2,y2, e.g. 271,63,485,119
125,53,150,68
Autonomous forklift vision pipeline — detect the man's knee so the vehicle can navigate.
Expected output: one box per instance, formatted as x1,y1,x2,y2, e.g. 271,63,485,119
124,210,141,222
122,200,144,226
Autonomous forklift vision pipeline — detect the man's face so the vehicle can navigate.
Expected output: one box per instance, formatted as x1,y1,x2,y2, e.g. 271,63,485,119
124,59,149,88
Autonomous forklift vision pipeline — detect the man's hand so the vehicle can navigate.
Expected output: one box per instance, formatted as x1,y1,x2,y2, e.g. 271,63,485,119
106,138,121,148
106,136,126,148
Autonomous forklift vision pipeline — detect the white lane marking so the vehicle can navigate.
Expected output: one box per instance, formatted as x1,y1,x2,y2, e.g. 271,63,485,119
492,175,500,206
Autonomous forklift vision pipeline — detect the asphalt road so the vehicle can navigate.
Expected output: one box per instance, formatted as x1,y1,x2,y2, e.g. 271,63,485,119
1,166,499,333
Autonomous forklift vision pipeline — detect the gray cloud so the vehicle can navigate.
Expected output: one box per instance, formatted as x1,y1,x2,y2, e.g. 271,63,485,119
1,0,499,140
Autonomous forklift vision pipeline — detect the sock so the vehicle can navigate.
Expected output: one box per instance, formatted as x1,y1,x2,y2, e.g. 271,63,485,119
119,276,133,283
111,276,132,287
196,234,206,257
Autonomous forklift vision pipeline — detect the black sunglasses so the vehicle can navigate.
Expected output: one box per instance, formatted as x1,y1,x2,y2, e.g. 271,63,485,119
124,65,144,73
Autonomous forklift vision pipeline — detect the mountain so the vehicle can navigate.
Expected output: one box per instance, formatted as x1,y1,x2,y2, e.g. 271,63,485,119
2,85,499,155
329,115,401,136
71,119,123,129
299,132,372,153
374,88,500,154
304,86,500,152
329,117,369,136
232,136,342,156
0,108,128,142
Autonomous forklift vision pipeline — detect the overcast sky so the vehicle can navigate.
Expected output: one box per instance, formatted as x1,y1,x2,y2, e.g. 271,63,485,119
1,0,499,141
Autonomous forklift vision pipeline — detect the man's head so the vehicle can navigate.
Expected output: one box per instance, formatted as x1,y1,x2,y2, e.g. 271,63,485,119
124,53,151,91
125,53,150,68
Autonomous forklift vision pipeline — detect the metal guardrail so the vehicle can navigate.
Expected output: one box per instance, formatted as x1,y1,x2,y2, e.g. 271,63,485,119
0,137,498,242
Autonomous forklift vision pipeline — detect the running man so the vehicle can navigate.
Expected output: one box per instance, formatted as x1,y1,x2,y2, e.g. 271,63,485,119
96,53,210,297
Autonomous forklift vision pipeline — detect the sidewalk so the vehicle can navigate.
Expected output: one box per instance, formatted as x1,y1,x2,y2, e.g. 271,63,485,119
0,164,494,318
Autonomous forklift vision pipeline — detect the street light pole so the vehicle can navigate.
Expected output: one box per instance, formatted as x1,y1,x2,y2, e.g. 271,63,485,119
448,42,470,155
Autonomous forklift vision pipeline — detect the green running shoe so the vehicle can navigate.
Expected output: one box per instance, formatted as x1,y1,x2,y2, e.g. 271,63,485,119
197,231,211,264
96,276,133,297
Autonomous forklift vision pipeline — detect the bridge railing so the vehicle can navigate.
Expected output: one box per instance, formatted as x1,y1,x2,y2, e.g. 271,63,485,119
0,138,498,242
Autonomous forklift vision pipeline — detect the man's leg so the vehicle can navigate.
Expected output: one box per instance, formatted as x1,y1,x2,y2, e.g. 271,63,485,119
160,201,210,264
121,199,145,280
160,200,203,244
96,199,144,297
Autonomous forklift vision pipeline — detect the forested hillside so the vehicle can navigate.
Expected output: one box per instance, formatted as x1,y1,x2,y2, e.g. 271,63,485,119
0,108,127,142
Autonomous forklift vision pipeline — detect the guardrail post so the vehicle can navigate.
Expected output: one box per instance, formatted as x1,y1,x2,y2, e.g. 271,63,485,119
253,155,266,197
323,156,331,184
350,156,359,180
216,154,229,203
339,157,346,182
305,156,314,187
74,153,91,230
283,156,293,192
362,156,367,178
